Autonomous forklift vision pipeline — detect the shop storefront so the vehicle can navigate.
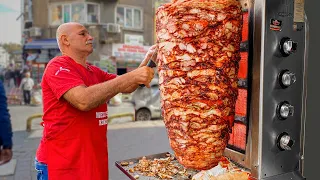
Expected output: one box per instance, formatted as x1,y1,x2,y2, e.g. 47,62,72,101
23,39,60,83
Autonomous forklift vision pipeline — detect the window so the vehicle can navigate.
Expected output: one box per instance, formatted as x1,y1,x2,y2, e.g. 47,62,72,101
125,9,133,27
134,9,141,28
72,3,85,23
63,5,71,23
116,6,142,29
50,5,63,26
116,7,124,26
49,3,100,26
87,4,99,23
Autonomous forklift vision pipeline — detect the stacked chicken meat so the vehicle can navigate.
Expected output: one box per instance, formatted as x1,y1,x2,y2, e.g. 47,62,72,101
156,0,243,170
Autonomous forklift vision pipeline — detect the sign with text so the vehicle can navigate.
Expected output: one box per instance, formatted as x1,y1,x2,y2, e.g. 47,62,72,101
112,44,150,61
124,34,144,45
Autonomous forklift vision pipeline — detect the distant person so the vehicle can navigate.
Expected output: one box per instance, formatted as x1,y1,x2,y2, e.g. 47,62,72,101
4,69,12,88
19,72,34,105
34,22,156,180
14,68,22,87
0,80,13,165
0,69,4,83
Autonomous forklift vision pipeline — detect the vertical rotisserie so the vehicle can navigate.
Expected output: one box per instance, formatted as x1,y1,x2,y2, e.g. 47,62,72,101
156,0,243,170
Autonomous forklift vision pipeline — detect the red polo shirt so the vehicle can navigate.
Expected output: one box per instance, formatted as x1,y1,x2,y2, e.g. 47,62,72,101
36,56,116,180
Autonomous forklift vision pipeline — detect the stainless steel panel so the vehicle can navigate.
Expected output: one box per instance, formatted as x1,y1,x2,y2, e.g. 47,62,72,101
250,0,266,178
224,0,307,179
262,171,306,180
260,0,307,178
299,12,309,177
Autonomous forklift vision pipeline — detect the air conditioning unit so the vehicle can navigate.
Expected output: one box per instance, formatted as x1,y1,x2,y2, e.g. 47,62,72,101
30,27,42,37
24,20,33,29
105,23,121,33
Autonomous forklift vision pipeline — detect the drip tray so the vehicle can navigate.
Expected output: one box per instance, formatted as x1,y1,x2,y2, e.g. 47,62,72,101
115,152,252,180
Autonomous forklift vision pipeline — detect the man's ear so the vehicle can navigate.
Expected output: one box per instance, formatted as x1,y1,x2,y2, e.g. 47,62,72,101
61,35,70,46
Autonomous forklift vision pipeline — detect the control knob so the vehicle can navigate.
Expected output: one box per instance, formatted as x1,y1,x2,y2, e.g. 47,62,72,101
279,37,298,57
277,132,294,151
279,70,296,88
277,101,294,120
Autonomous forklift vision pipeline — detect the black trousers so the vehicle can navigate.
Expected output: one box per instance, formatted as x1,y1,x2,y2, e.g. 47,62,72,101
23,90,31,104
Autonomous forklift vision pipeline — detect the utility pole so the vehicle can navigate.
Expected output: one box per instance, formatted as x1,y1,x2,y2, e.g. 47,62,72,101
17,0,33,68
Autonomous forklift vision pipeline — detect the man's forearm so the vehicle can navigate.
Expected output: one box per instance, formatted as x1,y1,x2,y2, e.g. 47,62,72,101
64,65,154,111
121,84,139,94
70,73,136,111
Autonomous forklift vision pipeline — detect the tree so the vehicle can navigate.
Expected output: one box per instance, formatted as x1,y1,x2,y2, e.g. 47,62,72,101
0,43,22,60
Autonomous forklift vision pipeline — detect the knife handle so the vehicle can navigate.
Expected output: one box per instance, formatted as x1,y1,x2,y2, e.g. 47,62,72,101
146,60,157,68
139,60,157,87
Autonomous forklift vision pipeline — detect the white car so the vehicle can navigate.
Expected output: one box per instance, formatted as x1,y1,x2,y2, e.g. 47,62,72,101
131,78,162,121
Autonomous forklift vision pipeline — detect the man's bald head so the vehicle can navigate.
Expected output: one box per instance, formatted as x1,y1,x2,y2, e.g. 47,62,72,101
56,22,84,50
55,22,94,56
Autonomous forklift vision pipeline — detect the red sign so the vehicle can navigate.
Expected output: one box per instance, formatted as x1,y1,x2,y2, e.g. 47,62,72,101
112,44,151,61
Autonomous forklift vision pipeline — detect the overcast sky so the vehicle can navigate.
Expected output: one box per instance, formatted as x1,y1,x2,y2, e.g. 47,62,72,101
0,0,21,44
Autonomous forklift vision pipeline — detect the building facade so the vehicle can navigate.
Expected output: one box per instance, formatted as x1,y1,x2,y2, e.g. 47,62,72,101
22,0,161,82
0,47,10,69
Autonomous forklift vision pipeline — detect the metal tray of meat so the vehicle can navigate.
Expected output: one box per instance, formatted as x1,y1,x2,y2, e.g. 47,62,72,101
115,152,200,180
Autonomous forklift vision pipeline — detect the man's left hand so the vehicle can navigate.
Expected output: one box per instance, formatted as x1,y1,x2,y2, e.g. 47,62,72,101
0,149,13,165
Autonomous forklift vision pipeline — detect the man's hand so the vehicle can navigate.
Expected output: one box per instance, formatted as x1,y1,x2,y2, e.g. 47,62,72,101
0,148,13,165
129,66,155,88
139,44,158,68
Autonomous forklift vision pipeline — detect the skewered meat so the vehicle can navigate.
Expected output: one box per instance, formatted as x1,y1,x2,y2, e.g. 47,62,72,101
156,0,243,170
132,155,193,179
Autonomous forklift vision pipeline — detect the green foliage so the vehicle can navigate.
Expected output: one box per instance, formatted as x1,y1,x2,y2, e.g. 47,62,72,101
0,43,22,60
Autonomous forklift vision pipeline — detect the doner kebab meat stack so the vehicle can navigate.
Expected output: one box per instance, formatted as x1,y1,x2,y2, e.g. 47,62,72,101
155,0,243,170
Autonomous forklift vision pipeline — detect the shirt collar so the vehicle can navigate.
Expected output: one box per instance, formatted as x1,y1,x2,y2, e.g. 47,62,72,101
86,64,93,72
63,55,93,72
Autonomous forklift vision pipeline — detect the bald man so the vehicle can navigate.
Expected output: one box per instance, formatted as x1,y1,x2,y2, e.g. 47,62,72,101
34,22,156,180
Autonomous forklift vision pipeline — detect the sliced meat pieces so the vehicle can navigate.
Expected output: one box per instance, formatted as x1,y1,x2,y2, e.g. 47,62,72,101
156,0,243,170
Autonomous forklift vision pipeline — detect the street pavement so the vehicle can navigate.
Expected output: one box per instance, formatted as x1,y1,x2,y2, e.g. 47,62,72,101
0,102,171,180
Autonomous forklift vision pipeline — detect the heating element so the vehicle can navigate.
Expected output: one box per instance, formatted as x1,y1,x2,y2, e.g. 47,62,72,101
224,0,308,179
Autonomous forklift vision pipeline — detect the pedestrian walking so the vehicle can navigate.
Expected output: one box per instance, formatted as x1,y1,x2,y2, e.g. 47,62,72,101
19,72,34,105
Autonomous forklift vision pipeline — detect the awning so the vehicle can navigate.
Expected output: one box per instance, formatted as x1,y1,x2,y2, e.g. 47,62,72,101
24,39,59,50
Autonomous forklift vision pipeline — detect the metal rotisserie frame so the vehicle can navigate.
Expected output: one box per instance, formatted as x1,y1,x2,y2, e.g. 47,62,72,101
116,0,309,179
224,0,309,179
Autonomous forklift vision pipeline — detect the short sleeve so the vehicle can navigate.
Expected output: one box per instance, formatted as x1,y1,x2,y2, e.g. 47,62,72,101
44,59,86,100
90,65,117,82
103,72,117,81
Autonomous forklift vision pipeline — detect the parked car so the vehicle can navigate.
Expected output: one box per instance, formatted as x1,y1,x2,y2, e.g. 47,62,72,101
132,78,162,121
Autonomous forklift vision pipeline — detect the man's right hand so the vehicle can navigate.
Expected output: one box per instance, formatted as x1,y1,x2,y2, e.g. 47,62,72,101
129,66,155,88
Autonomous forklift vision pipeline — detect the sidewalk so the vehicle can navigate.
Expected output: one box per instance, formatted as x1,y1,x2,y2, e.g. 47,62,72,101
0,105,43,180
0,120,169,180
0,131,39,180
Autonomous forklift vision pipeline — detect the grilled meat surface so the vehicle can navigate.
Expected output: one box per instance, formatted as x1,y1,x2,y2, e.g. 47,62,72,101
156,0,243,170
